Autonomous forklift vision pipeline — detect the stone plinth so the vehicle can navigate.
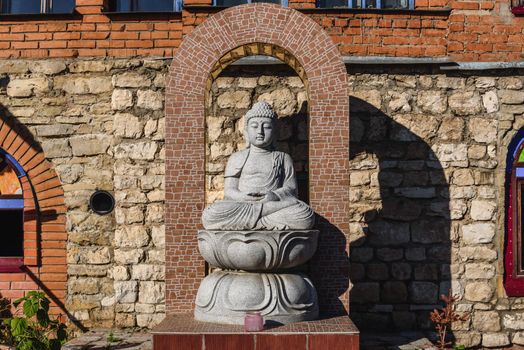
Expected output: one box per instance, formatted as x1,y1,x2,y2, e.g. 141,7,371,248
152,314,359,350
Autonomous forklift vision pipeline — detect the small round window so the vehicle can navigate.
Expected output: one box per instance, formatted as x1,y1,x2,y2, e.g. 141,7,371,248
89,190,115,215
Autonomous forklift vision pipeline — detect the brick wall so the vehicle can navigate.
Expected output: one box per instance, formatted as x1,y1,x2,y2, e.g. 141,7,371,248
0,0,521,60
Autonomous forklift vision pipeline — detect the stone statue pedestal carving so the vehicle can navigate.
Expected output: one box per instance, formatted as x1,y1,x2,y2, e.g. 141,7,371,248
195,229,319,325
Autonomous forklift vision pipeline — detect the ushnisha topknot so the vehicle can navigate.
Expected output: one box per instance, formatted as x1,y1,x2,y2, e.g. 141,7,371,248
244,101,277,125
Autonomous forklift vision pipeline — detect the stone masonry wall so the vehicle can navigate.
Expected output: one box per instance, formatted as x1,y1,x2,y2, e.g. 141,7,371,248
2,58,524,345
0,58,166,329
347,66,524,348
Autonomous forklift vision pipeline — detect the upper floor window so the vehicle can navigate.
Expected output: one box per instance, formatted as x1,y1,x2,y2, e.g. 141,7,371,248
505,130,524,296
111,0,182,12
317,0,413,9
213,0,286,7
0,0,75,14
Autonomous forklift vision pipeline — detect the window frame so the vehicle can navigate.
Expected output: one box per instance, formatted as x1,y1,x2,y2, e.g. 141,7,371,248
212,0,288,7
512,0,524,15
111,0,183,12
315,0,414,10
505,131,524,296
0,149,25,273
0,0,76,14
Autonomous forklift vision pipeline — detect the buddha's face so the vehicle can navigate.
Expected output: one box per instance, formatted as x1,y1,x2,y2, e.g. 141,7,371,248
246,116,274,149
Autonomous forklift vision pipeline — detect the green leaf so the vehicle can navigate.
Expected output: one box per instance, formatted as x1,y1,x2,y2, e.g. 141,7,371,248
36,309,50,328
13,296,25,308
57,324,67,342
40,297,50,313
23,299,38,318
10,317,28,337
50,338,62,350
19,339,33,350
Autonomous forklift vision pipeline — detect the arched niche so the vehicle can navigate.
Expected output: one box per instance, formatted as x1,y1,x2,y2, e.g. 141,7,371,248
165,3,349,316
205,45,309,206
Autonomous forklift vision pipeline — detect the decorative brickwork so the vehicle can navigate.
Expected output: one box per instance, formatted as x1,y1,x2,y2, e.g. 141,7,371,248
0,0,520,60
0,116,67,315
165,3,349,315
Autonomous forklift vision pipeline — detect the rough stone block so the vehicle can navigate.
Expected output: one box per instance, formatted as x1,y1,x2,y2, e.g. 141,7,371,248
367,220,410,246
411,219,448,244
351,282,380,304
7,78,49,97
462,223,495,244
112,89,134,110
449,91,482,115
465,282,494,302
112,73,152,88
70,134,111,156
470,200,496,221
137,90,163,110
482,333,509,348
31,60,66,75
473,311,500,332
138,281,165,304
409,282,438,303
381,282,408,303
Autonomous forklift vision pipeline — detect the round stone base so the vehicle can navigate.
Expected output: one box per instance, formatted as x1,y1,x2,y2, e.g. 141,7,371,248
195,271,318,325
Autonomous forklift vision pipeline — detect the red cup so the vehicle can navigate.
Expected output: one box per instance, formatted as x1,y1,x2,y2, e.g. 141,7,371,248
244,312,264,332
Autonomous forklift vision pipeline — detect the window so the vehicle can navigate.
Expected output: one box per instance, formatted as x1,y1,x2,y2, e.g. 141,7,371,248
512,0,524,14
0,0,75,14
0,149,24,272
317,0,413,9
505,130,524,296
111,0,182,12
213,0,286,7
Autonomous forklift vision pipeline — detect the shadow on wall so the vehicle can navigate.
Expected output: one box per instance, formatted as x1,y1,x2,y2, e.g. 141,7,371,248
348,97,451,333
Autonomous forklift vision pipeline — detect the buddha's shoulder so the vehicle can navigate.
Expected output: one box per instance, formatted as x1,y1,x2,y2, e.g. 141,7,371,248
225,149,250,177
227,149,250,164
273,150,293,162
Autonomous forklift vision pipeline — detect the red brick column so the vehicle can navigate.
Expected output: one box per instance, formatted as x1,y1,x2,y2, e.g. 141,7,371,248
0,117,67,315
165,3,349,316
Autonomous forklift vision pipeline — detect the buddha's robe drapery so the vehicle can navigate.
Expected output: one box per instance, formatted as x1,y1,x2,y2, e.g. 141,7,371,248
202,149,315,230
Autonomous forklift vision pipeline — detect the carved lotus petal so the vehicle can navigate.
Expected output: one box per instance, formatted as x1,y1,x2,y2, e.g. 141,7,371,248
195,270,318,325
197,230,319,271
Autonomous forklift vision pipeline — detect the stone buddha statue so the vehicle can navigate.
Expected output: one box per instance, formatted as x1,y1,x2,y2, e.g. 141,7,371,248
202,101,315,231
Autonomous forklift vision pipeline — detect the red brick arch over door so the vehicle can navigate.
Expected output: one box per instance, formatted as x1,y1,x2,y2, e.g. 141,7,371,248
165,3,349,316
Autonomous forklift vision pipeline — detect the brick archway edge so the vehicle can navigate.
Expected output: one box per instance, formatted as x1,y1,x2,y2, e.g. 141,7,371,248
165,3,349,315
0,117,67,314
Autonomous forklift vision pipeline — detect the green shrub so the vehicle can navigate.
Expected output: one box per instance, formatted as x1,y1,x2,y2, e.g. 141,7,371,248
1,291,67,350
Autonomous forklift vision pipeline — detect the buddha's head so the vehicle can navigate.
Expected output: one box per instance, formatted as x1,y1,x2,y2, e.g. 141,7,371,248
244,101,277,149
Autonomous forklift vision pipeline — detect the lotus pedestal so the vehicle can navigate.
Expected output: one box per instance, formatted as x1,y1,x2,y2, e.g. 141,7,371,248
194,229,319,325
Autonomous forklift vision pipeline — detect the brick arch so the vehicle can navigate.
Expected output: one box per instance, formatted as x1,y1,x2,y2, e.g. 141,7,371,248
0,116,67,315
166,3,349,315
